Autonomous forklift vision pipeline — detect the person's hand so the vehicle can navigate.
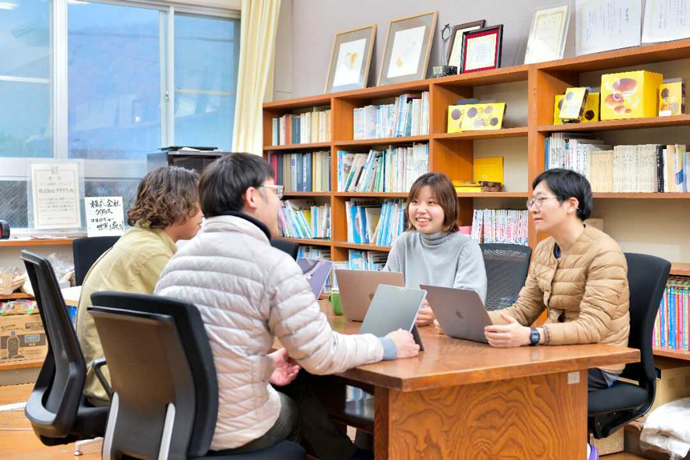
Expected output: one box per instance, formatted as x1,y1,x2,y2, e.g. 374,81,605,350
269,348,301,386
484,314,531,348
386,329,420,358
416,300,435,327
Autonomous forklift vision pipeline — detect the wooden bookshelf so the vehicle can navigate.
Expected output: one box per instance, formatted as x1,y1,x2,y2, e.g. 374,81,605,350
456,192,529,198
538,114,690,133
0,293,33,301
0,238,75,248
433,127,528,141
653,348,690,362
274,237,332,247
671,263,690,277
334,242,392,253
264,142,331,151
283,191,332,198
592,193,690,199
334,135,429,148
334,192,408,198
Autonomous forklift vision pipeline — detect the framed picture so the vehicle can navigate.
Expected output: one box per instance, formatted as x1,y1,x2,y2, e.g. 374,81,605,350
325,25,377,94
446,20,485,72
575,0,641,56
524,5,570,64
461,25,504,74
378,11,438,86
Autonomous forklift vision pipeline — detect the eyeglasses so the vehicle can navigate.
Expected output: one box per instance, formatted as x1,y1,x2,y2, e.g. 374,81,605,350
526,195,559,210
260,184,284,200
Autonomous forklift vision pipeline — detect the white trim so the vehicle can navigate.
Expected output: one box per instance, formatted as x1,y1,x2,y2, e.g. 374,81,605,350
159,10,168,147
80,0,239,17
174,88,236,96
53,0,69,160
166,6,175,146
0,76,50,84
101,392,119,460
0,158,147,180
157,403,176,460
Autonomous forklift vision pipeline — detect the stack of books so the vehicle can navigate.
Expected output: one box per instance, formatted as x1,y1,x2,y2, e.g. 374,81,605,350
546,133,688,193
348,250,388,271
470,209,529,246
271,108,332,145
337,144,429,193
268,151,331,192
278,200,331,239
296,246,331,260
653,277,689,351
353,92,430,139
345,199,406,247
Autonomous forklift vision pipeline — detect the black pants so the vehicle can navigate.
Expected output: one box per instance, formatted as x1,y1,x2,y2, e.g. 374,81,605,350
588,368,612,392
212,371,358,460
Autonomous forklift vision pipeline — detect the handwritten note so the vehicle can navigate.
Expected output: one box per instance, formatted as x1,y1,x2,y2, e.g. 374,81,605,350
85,197,125,237
30,163,82,229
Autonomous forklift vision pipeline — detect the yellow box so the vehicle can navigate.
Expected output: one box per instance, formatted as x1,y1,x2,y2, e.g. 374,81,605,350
474,157,504,184
659,81,685,116
459,103,506,131
601,71,663,120
554,93,600,125
559,87,589,121
447,105,467,133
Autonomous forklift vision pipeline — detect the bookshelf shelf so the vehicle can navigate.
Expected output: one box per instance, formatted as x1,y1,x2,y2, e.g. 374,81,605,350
671,263,690,277
434,65,530,88
274,237,332,247
434,127,528,141
538,114,690,133
335,81,430,101
456,192,529,198
0,293,33,301
0,238,75,248
334,192,408,198
592,193,690,199
263,95,331,110
334,242,392,253
653,348,690,362
264,142,331,151
334,136,429,148
283,192,332,197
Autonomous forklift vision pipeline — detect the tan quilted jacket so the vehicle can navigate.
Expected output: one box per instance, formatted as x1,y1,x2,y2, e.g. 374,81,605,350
488,225,630,373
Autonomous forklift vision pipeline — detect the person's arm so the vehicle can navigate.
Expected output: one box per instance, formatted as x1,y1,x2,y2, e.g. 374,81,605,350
541,250,627,345
487,265,545,327
128,252,171,294
267,258,407,375
452,241,488,304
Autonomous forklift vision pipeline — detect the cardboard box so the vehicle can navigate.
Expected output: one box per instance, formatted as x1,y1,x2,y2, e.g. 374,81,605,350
554,93,600,125
601,71,663,120
649,357,690,413
0,313,47,363
659,81,685,117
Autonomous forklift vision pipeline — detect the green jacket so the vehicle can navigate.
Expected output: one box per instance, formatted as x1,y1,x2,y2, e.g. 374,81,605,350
76,225,177,405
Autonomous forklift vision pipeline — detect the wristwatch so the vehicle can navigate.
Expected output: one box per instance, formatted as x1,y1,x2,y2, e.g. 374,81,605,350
529,327,540,346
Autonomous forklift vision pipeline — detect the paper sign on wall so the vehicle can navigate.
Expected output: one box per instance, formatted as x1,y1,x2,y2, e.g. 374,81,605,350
30,163,82,230
85,197,125,237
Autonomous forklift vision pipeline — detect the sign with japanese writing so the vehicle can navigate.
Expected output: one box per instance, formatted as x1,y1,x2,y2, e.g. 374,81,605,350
30,163,82,229
85,197,125,237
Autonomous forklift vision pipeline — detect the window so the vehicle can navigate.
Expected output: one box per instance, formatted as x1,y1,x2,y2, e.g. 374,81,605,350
0,0,239,230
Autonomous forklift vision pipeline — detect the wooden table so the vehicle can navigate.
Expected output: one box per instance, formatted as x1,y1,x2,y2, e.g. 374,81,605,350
319,302,640,460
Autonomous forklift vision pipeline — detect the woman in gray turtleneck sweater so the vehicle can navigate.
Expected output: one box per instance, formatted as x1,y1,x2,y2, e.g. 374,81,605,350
383,173,487,326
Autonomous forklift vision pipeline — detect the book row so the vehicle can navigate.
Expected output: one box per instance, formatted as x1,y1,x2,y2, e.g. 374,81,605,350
278,200,331,240
271,108,332,146
353,92,429,140
470,209,530,246
268,151,331,192
345,199,406,247
653,277,690,351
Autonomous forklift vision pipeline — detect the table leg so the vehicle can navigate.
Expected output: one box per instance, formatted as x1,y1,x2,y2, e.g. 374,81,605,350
374,370,587,459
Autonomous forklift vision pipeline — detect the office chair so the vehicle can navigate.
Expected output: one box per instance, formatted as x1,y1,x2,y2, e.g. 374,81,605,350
20,251,109,454
73,236,120,285
588,253,671,439
89,291,305,459
480,244,532,311
270,238,300,260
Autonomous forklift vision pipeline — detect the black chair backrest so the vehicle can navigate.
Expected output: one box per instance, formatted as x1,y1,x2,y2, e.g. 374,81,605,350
90,292,218,459
480,244,532,311
270,238,300,260
622,253,670,384
73,236,120,285
21,250,86,438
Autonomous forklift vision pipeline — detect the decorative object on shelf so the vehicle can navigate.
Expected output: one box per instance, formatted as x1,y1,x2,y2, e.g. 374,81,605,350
601,70,663,120
575,0,642,56
559,87,590,122
431,65,457,78
378,11,437,86
474,157,504,184
461,25,503,73
459,103,506,131
0,220,9,240
554,92,600,124
325,24,377,94
446,98,480,133
446,20,486,73
642,0,690,44
659,80,685,117
480,181,502,192
524,4,570,64
452,181,482,193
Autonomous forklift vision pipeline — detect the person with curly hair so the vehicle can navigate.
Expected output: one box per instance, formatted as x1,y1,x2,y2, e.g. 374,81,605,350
76,166,202,406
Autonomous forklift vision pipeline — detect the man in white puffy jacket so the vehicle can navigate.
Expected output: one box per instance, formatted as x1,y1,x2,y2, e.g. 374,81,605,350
155,153,419,459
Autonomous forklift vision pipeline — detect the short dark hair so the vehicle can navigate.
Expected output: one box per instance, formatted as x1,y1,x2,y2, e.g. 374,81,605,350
406,173,459,233
532,168,593,221
199,153,274,218
127,166,199,228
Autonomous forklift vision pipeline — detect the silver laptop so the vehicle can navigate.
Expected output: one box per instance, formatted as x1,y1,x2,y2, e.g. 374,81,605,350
420,285,491,344
335,269,404,322
359,284,425,350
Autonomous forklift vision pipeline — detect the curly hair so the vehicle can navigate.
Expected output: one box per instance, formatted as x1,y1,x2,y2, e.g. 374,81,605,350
127,166,200,229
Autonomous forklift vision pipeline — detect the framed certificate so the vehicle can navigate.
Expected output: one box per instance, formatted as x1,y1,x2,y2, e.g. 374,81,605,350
461,25,503,73
446,20,485,73
524,5,570,64
642,0,690,44
576,0,642,56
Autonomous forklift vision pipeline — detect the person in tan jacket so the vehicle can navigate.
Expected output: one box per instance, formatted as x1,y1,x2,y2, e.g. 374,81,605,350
76,166,203,406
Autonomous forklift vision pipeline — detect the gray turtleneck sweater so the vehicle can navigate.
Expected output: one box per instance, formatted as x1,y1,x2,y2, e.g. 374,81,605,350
383,230,487,303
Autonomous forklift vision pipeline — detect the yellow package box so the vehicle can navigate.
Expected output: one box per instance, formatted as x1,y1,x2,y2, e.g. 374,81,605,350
659,81,685,116
601,71,663,120
459,103,506,131
559,87,589,121
0,312,47,364
554,93,600,125
447,105,467,133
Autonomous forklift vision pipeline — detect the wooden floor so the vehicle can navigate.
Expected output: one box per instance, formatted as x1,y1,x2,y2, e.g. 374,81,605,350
0,384,648,459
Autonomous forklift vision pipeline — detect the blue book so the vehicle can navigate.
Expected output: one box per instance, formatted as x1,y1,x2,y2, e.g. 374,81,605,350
670,286,676,349
304,153,312,192
296,154,303,192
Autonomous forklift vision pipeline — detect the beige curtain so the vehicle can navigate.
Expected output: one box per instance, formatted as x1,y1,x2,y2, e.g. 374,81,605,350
232,0,282,155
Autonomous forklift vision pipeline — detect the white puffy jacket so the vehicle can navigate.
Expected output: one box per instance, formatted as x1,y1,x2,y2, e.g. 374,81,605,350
155,214,384,451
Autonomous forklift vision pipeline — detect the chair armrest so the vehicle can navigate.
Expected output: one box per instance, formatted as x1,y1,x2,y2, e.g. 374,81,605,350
92,358,112,400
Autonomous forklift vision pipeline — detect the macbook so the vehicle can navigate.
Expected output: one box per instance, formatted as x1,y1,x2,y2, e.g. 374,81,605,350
335,269,404,321
420,285,491,344
359,284,425,350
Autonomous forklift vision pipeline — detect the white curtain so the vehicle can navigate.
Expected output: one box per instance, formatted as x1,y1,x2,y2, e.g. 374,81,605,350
232,0,282,155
